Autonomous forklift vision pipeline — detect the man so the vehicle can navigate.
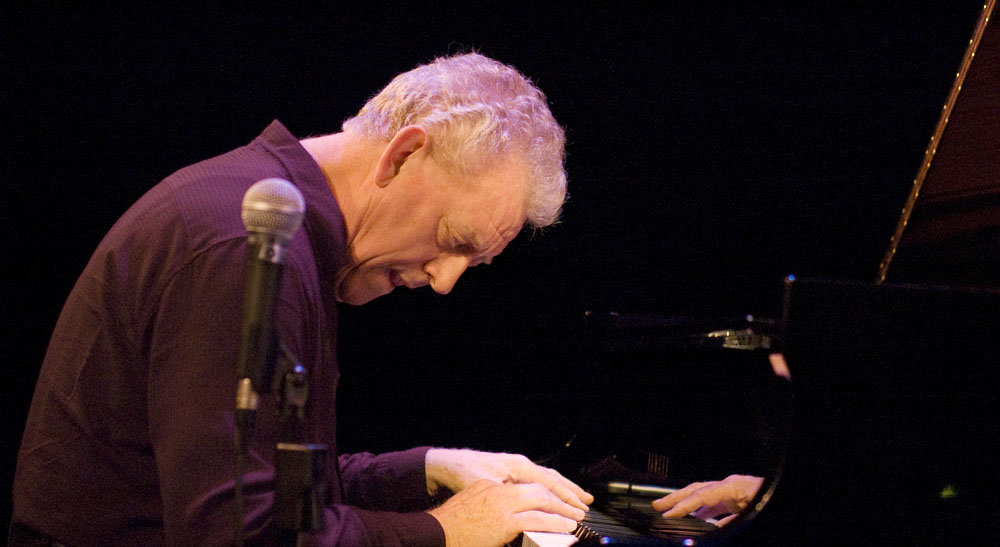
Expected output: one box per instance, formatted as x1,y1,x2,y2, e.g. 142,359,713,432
10,53,592,546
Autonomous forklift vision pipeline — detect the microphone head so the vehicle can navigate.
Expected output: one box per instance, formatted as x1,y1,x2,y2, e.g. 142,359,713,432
241,178,306,241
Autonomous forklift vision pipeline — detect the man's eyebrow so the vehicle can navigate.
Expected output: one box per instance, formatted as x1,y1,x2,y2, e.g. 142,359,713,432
444,219,486,253
466,233,487,253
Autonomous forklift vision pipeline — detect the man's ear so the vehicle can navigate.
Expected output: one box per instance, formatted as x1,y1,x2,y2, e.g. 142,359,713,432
374,125,429,187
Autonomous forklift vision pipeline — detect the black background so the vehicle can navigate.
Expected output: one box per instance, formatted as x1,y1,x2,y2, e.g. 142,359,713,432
1,2,987,531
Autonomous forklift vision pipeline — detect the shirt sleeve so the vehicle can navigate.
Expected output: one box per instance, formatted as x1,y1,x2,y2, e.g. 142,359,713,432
338,447,438,511
145,239,445,546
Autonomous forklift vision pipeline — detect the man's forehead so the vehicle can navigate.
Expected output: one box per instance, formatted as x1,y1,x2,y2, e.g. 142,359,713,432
445,213,522,251
447,155,528,245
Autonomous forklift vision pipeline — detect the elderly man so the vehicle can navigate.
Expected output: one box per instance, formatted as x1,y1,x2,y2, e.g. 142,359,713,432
10,53,592,546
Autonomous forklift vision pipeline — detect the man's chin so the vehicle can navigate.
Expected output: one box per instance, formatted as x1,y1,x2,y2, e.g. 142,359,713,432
342,294,382,306
336,283,391,306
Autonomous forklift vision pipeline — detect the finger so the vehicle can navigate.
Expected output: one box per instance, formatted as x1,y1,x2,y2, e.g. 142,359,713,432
651,482,708,511
506,483,586,522
510,510,579,535
661,488,716,518
662,498,703,518
693,503,732,521
507,460,593,510
537,468,593,511
716,514,739,527
547,468,595,507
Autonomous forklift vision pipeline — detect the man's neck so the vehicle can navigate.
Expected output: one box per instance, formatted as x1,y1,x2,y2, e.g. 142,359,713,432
299,132,382,244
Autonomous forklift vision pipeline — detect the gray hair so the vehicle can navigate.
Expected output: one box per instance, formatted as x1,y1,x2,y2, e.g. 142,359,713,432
342,53,567,228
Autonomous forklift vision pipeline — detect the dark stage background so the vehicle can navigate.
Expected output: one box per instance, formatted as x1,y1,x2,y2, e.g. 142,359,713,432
1,2,987,532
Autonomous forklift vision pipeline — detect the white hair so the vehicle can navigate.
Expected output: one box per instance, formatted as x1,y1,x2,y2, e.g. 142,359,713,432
342,53,567,228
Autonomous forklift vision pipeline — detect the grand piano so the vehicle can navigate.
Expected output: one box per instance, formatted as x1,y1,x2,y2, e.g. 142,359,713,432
525,1,1000,544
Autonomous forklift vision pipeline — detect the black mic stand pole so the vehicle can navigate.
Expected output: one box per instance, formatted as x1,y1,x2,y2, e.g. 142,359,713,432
272,344,329,547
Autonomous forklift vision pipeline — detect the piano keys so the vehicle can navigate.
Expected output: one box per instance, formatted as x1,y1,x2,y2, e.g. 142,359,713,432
521,487,721,547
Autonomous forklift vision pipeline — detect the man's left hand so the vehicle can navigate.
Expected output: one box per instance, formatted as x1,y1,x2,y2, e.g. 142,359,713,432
651,474,763,526
426,448,594,511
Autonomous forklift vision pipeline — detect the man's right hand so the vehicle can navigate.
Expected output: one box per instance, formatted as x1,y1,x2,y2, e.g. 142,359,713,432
427,478,584,546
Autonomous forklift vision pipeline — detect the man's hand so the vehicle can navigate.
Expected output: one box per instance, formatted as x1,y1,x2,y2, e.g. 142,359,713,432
425,448,593,510
651,474,763,526
424,449,594,546
428,479,583,546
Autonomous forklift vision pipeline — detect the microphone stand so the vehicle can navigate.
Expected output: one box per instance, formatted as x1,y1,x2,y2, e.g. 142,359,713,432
272,344,329,547
233,178,314,546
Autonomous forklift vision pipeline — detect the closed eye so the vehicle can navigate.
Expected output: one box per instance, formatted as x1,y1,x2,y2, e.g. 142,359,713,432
440,218,492,266
445,225,483,256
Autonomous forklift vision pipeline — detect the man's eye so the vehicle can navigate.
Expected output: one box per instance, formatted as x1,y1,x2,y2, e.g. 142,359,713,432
449,235,475,254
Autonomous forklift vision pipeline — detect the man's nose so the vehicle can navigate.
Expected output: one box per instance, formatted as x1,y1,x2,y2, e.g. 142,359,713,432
426,255,470,295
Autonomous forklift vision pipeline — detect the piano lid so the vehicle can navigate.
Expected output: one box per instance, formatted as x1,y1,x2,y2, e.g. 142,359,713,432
879,1,1000,288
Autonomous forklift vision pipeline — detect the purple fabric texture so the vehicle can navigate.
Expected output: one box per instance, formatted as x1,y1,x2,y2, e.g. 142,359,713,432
12,121,445,546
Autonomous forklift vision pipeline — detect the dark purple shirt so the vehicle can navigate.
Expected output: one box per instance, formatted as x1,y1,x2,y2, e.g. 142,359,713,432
12,121,445,546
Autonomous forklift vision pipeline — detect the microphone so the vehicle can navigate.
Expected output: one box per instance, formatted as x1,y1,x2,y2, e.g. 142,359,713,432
235,178,305,429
